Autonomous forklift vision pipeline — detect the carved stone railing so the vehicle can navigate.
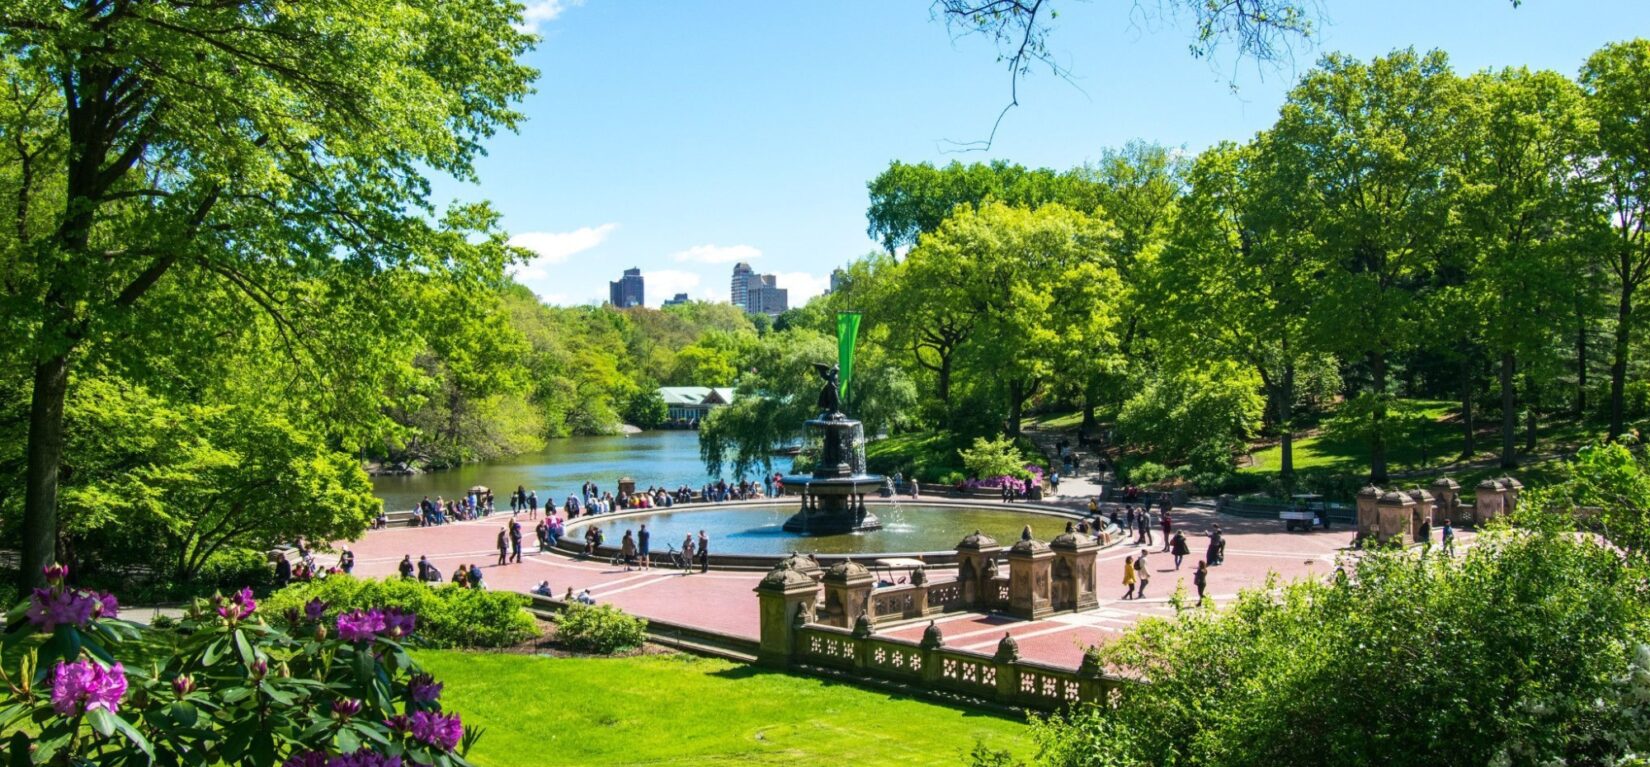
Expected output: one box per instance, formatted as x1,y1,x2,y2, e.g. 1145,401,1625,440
787,623,1122,712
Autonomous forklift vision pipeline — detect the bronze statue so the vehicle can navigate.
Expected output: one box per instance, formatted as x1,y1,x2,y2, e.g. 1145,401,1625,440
812,362,842,417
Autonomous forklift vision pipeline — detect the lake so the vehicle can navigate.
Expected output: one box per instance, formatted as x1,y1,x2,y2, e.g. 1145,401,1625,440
372,431,735,512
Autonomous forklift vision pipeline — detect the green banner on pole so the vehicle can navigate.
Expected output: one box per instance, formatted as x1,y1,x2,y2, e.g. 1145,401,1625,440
837,311,862,403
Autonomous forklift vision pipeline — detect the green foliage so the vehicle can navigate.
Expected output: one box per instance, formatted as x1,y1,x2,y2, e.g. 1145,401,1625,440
623,390,670,430
554,603,648,655
1122,461,1172,486
865,431,968,482
1115,363,1264,470
264,577,538,649
959,436,1030,480
1523,442,1650,560
3,574,482,766
1033,530,1650,766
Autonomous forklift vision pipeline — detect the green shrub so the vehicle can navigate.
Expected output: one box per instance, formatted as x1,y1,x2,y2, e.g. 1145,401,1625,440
938,471,967,486
197,547,278,594
1126,461,1173,485
556,603,648,654
264,576,538,648
959,436,1030,480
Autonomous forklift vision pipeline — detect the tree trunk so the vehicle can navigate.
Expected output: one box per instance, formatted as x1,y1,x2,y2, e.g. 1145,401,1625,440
1524,372,1538,452
21,354,69,591
1008,380,1024,437
1279,361,1295,483
1610,287,1632,440
1369,351,1388,484
1576,305,1588,419
1500,351,1517,469
1460,353,1476,459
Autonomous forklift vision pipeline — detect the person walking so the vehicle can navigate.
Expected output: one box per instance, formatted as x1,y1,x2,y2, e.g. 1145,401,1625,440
274,553,292,588
1207,525,1224,566
495,527,508,566
1050,470,1060,496
1441,519,1455,557
697,529,710,573
1170,532,1189,569
1193,560,1208,603
1159,511,1173,552
509,520,523,564
1138,509,1154,546
1121,555,1137,600
527,490,539,519
638,524,651,570
1134,550,1151,598
620,530,638,572
682,533,696,572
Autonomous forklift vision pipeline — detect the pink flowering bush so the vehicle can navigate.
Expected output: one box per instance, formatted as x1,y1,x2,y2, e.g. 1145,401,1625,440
1,565,480,766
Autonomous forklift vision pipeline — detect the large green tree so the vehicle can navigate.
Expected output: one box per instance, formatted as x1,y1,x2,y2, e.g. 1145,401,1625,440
1579,40,1650,441
0,0,535,588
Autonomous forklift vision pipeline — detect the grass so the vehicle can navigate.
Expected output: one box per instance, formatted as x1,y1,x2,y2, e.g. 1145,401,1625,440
865,431,967,482
1022,410,1085,430
418,651,1031,767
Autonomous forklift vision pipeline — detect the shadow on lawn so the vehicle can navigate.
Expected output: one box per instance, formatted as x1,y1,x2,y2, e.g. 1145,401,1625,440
706,663,1028,722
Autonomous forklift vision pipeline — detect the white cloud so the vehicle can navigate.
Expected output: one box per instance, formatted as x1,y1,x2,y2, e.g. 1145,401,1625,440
516,0,583,33
644,269,703,306
507,223,617,264
671,243,762,264
775,272,830,304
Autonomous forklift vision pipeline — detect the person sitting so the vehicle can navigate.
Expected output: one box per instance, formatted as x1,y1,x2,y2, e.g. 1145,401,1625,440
575,588,596,605
451,565,469,588
531,580,553,597
583,526,600,556
467,563,484,590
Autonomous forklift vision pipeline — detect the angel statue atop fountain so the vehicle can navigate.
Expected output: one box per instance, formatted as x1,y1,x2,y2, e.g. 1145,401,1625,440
812,362,842,418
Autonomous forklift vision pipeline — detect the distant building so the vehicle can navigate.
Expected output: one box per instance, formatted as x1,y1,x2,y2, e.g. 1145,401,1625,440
829,268,848,294
663,292,690,307
609,267,644,308
730,262,755,310
657,386,735,424
730,263,788,317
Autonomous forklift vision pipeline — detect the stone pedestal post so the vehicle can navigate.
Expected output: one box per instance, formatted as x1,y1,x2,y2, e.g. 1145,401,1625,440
1474,479,1506,526
820,559,874,627
1500,476,1523,516
1406,488,1435,543
1050,530,1100,612
1005,538,1055,620
776,551,823,582
954,531,1003,611
1375,491,1416,545
753,563,821,667
1429,478,1462,525
1356,485,1382,542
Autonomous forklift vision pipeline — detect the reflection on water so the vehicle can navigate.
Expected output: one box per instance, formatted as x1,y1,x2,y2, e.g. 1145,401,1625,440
372,431,727,512
584,505,1074,556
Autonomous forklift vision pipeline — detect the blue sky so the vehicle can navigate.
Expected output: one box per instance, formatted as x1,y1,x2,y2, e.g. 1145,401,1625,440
434,0,1650,308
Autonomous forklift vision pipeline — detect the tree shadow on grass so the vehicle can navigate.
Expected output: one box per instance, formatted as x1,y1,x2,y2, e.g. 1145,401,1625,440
707,664,1028,722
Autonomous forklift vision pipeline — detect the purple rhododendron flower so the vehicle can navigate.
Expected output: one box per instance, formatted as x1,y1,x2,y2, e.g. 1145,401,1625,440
331,698,363,719
382,608,416,639
51,659,127,716
331,753,403,767
217,587,257,621
27,587,116,632
304,598,328,622
42,563,68,584
337,608,386,643
282,752,329,767
408,710,464,752
407,673,442,704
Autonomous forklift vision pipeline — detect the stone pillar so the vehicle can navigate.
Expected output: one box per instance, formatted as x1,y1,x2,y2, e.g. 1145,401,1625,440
909,565,934,617
820,559,874,628
1375,491,1415,545
1406,488,1435,543
1474,479,1506,526
1050,530,1099,612
1356,485,1382,542
1500,476,1523,516
954,531,1003,610
994,633,1020,705
753,563,821,668
776,551,824,582
1005,538,1055,620
618,477,636,497
919,620,944,687
1429,478,1461,525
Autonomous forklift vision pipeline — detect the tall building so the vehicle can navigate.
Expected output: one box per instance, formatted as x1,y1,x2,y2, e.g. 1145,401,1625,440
829,268,848,294
730,262,755,309
663,292,689,307
609,267,644,308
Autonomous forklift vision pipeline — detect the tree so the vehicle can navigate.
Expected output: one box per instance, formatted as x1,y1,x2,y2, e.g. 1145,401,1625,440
1273,49,1460,483
865,160,1099,253
1525,441,1650,562
1579,40,1650,440
1148,138,1320,480
0,1,536,589
1028,530,1650,766
1452,68,1589,468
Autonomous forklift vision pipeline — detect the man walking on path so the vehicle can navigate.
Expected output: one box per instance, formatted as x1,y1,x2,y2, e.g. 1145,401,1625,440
496,527,508,566
528,490,539,519
698,529,710,573
1160,512,1173,552
638,524,651,570
1441,519,1455,557
508,520,523,564
1134,550,1151,599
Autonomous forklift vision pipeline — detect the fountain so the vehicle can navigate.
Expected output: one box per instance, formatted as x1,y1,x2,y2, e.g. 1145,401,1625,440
782,363,884,534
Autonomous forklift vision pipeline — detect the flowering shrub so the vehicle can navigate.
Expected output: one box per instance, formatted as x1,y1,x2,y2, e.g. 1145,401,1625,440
555,603,648,654
962,476,1030,494
1,565,481,766
263,577,536,648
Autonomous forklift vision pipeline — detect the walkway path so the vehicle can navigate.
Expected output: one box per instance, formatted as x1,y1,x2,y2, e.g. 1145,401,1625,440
343,502,1468,670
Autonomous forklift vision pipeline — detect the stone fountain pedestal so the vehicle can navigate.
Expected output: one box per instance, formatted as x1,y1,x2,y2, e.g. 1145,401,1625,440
783,416,882,535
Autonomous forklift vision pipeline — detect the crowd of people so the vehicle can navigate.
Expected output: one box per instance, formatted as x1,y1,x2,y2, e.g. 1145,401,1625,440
396,474,792,528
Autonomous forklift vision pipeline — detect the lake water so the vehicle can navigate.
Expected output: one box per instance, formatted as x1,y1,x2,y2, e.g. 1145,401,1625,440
372,431,728,512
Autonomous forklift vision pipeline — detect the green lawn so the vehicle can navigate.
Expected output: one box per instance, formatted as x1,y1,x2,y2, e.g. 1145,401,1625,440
418,651,1030,767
